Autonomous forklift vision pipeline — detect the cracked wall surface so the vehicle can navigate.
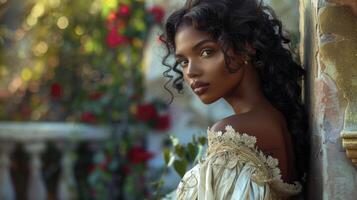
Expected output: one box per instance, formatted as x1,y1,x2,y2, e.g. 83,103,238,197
300,0,357,199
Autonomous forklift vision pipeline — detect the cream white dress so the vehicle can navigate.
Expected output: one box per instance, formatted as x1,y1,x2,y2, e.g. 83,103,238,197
175,125,302,200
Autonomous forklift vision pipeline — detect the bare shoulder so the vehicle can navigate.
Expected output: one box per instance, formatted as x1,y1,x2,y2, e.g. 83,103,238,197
210,110,286,150
211,109,294,182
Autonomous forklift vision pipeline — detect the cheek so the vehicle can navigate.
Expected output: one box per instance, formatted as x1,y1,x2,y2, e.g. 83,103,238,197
211,64,243,95
206,60,230,79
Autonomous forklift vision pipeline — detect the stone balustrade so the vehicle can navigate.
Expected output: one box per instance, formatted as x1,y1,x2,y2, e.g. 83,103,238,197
0,122,110,200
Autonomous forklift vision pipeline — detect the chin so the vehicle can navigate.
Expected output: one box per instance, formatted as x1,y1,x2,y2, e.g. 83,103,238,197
198,96,219,105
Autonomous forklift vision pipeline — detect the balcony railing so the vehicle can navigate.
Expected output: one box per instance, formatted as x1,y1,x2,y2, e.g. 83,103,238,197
0,122,110,200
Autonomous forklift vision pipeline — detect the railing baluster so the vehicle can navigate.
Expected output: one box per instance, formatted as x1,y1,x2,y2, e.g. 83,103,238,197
57,142,78,200
0,122,110,199
25,142,47,200
0,142,15,200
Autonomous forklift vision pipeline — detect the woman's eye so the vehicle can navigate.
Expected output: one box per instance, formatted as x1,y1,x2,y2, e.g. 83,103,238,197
177,60,188,67
201,49,213,57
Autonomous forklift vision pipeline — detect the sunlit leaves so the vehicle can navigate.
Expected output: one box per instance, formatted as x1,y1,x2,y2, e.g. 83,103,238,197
187,143,197,161
173,159,188,178
164,135,207,177
101,0,118,17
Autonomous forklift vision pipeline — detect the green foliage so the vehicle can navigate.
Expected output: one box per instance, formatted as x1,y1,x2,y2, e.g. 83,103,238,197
167,135,207,177
0,0,167,199
0,0,164,124
152,134,207,199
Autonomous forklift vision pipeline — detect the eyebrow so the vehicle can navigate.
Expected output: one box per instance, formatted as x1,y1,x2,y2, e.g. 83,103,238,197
175,39,215,57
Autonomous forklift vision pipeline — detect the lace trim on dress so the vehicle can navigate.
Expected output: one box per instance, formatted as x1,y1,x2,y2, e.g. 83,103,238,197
206,125,302,196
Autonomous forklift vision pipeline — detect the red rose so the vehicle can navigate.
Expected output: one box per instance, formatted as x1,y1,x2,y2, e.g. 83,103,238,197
154,114,171,131
87,164,96,173
98,155,111,171
148,6,165,23
106,28,128,48
127,146,154,164
51,83,62,98
106,11,117,23
130,94,142,101
80,112,97,123
121,164,131,175
89,92,103,100
117,4,130,17
135,103,158,122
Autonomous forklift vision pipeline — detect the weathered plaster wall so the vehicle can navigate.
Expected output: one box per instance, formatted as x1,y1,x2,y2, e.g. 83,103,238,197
300,0,357,199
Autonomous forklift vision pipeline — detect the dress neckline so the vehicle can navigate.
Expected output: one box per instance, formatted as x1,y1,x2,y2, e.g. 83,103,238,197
205,125,302,195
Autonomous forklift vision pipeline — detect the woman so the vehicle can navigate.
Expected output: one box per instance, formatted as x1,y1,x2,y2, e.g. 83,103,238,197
160,0,309,199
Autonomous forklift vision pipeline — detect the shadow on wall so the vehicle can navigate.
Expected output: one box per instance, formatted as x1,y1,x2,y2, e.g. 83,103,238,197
327,0,357,15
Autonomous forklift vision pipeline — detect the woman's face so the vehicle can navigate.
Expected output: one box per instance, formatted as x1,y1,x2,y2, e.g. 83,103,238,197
174,25,245,104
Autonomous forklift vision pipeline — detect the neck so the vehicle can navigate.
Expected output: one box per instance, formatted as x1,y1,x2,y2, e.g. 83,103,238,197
224,65,270,114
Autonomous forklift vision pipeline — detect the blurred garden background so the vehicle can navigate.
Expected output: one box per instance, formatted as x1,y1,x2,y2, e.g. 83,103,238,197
0,0,300,199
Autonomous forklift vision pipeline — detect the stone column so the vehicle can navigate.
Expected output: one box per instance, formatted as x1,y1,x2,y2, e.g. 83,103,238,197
299,0,357,199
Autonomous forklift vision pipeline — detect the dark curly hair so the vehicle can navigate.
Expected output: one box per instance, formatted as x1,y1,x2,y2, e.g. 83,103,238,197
160,0,309,194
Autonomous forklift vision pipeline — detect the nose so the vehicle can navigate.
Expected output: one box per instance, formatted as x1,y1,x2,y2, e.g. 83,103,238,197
186,61,202,78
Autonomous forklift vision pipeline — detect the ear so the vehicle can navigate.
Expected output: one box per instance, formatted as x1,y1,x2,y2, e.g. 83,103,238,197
226,48,249,70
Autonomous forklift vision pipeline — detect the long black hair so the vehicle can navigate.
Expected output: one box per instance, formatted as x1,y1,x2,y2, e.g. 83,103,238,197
160,0,309,190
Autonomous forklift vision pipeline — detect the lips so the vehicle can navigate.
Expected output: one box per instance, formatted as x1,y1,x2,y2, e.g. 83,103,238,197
191,81,210,95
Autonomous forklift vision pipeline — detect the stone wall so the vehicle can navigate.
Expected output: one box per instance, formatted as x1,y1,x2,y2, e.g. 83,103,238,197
299,0,357,199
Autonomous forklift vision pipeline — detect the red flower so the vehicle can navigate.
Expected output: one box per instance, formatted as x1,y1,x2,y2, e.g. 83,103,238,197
121,164,131,175
20,105,32,118
80,112,97,123
130,94,142,101
89,92,103,100
148,6,165,23
106,27,128,48
117,4,131,17
51,83,62,99
106,11,117,23
135,103,158,122
154,114,171,131
98,155,112,171
87,164,96,173
127,146,154,164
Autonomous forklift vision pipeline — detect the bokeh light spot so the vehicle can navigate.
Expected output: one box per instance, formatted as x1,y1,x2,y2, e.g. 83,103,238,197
21,68,32,81
0,65,8,77
33,62,45,80
31,3,45,18
57,16,69,29
48,0,60,8
33,41,48,56
133,19,146,32
9,76,23,93
118,53,128,64
75,26,85,35
26,16,38,26
132,38,143,48
90,0,102,15
34,62,44,73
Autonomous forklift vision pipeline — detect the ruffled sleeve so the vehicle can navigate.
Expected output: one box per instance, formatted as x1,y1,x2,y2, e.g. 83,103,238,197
176,125,302,200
